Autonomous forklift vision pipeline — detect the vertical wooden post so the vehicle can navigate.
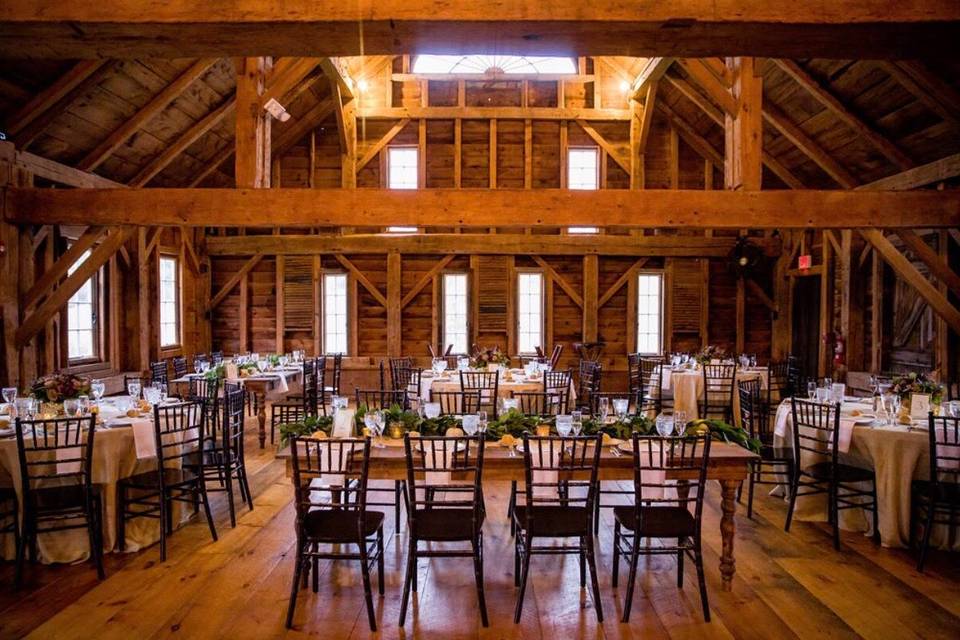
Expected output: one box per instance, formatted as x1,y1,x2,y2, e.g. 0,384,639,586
18,226,37,384
771,231,792,360
387,252,401,356
275,255,285,353
669,127,680,189
43,232,57,372
724,57,763,191
700,259,711,349
235,57,271,188
839,229,865,372
629,98,642,189
489,119,497,189
583,255,599,343
871,249,883,373
818,233,834,377
0,221,21,388
454,119,462,189
418,119,426,189
559,121,568,188
308,130,316,188
137,228,152,370
935,230,949,377
523,119,532,189
735,276,746,355
239,268,249,353
312,256,321,356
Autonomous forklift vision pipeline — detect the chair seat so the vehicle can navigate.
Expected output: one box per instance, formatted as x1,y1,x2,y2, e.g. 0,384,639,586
757,445,793,463
614,505,696,538
120,467,200,491
513,505,589,537
413,508,483,541
803,462,874,483
303,508,384,542
912,480,960,505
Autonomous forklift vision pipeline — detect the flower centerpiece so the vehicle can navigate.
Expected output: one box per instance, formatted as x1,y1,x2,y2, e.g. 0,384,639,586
31,372,91,403
694,345,727,366
471,345,511,371
890,372,943,414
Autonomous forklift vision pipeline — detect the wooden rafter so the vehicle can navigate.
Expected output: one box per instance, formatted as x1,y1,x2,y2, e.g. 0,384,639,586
631,57,673,98
319,58,355,101
15,226,133,347
895,229,960,299
261,57,321,108
655,101,723,168
881,61,960,129
207,252,263,311
762,102,859,188
676,59,736,115
861,229,960,334
334,254,387,307
358,119,411,170
574,120,630,173
324,60,357,188
358,106,632,121
22,225,104,310
8,188,958,229
770,59,913,170
78,59,219,172
532,257,583,308
857,152,960,191
139,227,162,266
599,258,649,307
2,143,125,189
181,228,201,274
401,255,455,307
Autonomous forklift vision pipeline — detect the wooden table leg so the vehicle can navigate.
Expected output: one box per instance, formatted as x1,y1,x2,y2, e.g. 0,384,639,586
256,388,267,449
719,478,739,592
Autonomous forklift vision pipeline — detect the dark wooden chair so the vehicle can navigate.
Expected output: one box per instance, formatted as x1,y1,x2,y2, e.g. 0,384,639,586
542,368,573,414
211,351,224,365
548,344,564,370
392,363,423,402
511,391,562,417
388,357,414,390
400,434,487,627
512,434,603,623
430,389,482,416
738,379,792,518
323,352,343,402
271,358,321,444
638,356,666,414
118,400,218,561
150,360,169,390
460,370,500,418
589,390,641,418
785,398,879,550
14,415,103,586
203,385,254,527
766,360,791,411
189,375,221,432
286,436,384,631
577,360,602,412
701,362,737,422
614,434,712,622
171,355,188,379
912,414,960,571
786,355,804,400
354,387,409,532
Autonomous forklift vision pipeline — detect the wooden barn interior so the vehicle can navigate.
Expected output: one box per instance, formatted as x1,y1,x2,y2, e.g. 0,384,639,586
0,3,958,638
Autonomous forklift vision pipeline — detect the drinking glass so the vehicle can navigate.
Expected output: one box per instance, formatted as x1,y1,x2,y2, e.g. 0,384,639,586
256,359,268,373
63,398,79,417
598,397,610,423
462,414,479,436
424,402,441,420
127,378,142,400
823,377,833,390
2,387,16,405
501,398,519,413
613,397,629,421
749,355,757,368
674,410,687,434
571,410,582,436
458,356,470,371
807,381,817,400
890,394,901,419
78,395,90,416
556,415,573,437
830,383,846,404
655,414,675,437
89,379,105,402
815,387,830,403
478,410,488,434
363,412,378,441
331,395,342,417
435,358,447,375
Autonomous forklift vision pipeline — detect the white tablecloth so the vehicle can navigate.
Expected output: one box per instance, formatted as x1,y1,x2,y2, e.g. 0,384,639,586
772,399,957,550
418,370,576,405
662,366,768,423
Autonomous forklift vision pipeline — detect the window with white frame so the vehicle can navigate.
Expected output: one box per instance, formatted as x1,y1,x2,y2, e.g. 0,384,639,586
159,255,180,348
66,250,98,361
323,273,349,354
442,273,469,354
517,272,544,355
636,273,664,355
567,147,599,190
387,147,419,189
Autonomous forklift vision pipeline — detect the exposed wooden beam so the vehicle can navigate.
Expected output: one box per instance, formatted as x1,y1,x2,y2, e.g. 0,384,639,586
881,61,960,129
328,78,357,188
3,3,956,59
207,233,779,257
533,256,583,308
745,277,777,312
8,188,959,229
320,58,355,101
129,95,235,187
261,57,321,108
334,254,387,307
386,251,402,355
770,59,913,170
22,225,104,310
896,229,960,299
139,227,162,266
656,101,723,168
2,143,125,189
207,252,263,311
861,229,960,335
358,106,632,121
0,77,30,104
7,60,109,145
599,257,649,307
392,72,596,83
574,120,630,173
631,57,673,98
725,58,763,191
78,58,218,172
15,226,132,347
357,119,411,170
857,152,960,190
762,102,859,188
235,57,271,188
582,254,598,341
676,59,737,116
401,254,455,307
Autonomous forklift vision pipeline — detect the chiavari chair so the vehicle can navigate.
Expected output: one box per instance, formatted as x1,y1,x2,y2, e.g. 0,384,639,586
542,369,573,414
203,385,254,527
577,360,602,412
270,358,320,444
150,360,169,390
460,370,500,418
701,362,737,422
430,390,483,416
912,414,960,571
738,379,792,518
548,344,564,370
511,391,562,417
171,355,188,379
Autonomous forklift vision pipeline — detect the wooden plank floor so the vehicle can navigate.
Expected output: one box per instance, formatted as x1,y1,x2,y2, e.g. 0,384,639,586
1,416,958,640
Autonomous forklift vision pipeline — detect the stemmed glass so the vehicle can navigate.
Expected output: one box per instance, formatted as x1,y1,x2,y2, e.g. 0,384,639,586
363,412,381,447
462,414,479,437
807,381,817,400
556,415,573,437
256,358,268,374
91,379,106,402
63,398,79,417
127,378,142,401
477,410,488,435
674,410,687,435
598,397,610,424
15,397,36,420
2,387,17,406
571,410,583,436
613,397,629,422
78,395,90,416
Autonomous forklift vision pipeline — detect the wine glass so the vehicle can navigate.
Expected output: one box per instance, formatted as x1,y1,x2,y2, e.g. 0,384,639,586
256,359,268,373
674,410,687,435
91,379,105,402
823,377,833,391
477,410,488,434
78,395,90,416
613,397,629,422
127,378,142,401
807,381,817,400
571,410,583,436
363,412,381,447
598,397,610,423
2,387,16,405
656,414,675,437
63,398,79,417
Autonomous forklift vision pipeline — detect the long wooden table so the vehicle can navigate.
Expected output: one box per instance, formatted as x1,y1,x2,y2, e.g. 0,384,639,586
280,439,757,591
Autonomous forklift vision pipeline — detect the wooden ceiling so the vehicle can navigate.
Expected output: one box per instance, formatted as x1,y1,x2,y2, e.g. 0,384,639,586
2,55,959,193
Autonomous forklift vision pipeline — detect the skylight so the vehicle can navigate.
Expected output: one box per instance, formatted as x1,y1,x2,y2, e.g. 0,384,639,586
412,55,576,75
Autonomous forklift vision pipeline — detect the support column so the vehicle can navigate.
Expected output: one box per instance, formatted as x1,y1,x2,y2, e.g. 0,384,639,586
387,252,402,356
724,57,763,191
235,57,271,188
583,255,599,343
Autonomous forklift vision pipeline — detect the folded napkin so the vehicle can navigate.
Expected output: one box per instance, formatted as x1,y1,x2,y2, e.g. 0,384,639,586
774,401,792,438
835,418,856,453
131,419,157,459
278,372,289,393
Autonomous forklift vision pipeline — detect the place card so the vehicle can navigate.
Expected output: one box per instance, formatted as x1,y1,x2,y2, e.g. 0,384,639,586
910,393,931,421
225,363,239,379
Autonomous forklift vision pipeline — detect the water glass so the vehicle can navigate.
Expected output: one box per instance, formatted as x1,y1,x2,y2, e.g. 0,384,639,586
15,397,35,419
478,410,488,433
613,397,629,421
822,377,833,390
424,402,441,419
571,410,582,436
458,356,471,371
655,414,675,437
807,381,817,400
501,398,519,412
598,397,610,423
2,387,16,405
63,398,79,417
815,387,830,403
127,378,142,400
78,395,91,416
91,379,105,402
462,414,479,436
830,383,846,403
556,415,573,437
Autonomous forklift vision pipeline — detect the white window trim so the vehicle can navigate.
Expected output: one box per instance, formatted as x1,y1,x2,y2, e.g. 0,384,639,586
158,254,181,349
636,270,665,356
322,271,350,355
516,270,545,356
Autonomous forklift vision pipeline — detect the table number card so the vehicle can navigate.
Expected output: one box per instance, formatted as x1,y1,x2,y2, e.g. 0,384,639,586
910,393,931,421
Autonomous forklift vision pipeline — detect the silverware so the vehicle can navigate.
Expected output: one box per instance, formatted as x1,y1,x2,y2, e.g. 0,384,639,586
609,446,622,458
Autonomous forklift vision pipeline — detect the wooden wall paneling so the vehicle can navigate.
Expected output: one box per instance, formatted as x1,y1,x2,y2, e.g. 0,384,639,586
22,225,105,311
489,119,498,188
469,255,480,347
136,228,152,369
109,255,122,372
582,255,599,343
897,229,960,299
771,232,792,359
839,230,866,372
475,255,511,348
1,220,22,387
669,126,680,188
43,232,57,372
275,255,285,352
387,252,402,355
700,258,711,348
524,119,532,188
506,256,516,355
239,267,249,352
545,272,555,355
818,234,834,376
735,274,746,354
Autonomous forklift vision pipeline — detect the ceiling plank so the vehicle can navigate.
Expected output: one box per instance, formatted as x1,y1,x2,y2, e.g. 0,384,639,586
655,101,723,168
78,58,219,172
2,3,956,59
7,188,958,229
881,61,960,129
770,59,914,171
206,234,778,257
856,152,960,191
7,60,108,140
319,58,355,101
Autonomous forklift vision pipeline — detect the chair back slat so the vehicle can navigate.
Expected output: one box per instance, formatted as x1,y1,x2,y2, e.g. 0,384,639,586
543,369,572,413
512,391,562,417
222,386,246,455
15,416,97,489
737,378,768,441
150,361,169,388
577,360,602,408
460,371,500,417
631,434,711,517
521,434,601,507
354,388,408,411
702,362,737,420
430,390,482,416
928,415,960,485
549,344,564,370
404,435,485,520
767,360,790,405
153,400,207,472
790,397,840,466
290,437,370,515
171,355,188,379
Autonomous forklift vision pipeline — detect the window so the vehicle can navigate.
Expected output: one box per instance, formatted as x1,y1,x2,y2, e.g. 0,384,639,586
568,148,599,190
412,55,576,75
386,226,418,233
637,273,664,355
567,226,599,234
159,255,180,348
66,250,98,361
323,273,349,354
387,147,418,189
442,273,469,354
517,272,544,355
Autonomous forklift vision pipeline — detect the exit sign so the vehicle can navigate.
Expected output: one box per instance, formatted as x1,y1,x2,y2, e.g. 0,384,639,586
798,254,812,270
